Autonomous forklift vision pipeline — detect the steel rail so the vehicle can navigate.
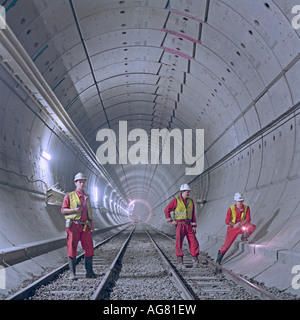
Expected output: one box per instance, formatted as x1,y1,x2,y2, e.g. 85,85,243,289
202,257,280,300
91,226,135,300
143,227,195,300
6,225,131,300
145,224,279,300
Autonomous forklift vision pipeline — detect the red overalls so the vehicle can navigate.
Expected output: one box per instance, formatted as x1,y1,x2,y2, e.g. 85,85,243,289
220,204,256,254
61,190,94,258
175,222,199,257
164,195,199,257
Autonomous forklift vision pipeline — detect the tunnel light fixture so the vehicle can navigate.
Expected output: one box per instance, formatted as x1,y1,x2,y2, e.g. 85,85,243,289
0,22,126,217
94,187,98,203
41,150,51,161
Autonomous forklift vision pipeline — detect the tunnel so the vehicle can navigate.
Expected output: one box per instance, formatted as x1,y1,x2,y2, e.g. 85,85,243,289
1,0,300,298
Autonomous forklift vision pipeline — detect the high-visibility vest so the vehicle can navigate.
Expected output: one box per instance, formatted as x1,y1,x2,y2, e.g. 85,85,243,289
174,196,193,220
230,205,248,224
64,191,93,220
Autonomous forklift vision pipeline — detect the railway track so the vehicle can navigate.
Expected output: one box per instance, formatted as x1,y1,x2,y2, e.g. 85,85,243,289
145,226,279,300
7,223,279,300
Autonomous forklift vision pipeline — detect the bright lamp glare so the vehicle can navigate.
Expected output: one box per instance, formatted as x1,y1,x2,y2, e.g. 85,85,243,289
94,187,98,202
42,151,51,160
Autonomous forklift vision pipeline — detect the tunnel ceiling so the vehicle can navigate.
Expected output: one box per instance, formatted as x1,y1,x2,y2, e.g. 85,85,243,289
2,0,300,207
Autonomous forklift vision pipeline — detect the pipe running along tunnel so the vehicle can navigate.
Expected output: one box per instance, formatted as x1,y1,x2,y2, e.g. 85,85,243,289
0,0,300,297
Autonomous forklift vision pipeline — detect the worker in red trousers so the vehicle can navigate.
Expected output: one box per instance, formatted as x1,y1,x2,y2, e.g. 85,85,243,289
164,184,200,268
216,193,256,266
61,172,96,280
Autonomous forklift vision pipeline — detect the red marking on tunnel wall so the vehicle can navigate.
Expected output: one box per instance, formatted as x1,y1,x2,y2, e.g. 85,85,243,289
162,28,202,45
160,46,194,60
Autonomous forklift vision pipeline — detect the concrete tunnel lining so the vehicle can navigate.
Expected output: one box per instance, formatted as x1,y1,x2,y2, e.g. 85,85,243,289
0,0,300,297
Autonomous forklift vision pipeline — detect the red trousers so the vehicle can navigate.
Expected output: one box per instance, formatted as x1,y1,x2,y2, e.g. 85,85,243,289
175,223,199,257
220,223,256,254
66,223,94,258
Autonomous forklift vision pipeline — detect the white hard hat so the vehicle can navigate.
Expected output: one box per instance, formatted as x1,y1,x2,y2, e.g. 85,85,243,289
234,192,244,201
180,184,191,191
74,172,87,182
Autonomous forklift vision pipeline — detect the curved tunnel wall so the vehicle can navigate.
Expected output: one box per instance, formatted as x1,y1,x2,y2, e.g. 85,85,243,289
0,62,129,249
1,0,300,297
191,112,300,294
153,108,300,295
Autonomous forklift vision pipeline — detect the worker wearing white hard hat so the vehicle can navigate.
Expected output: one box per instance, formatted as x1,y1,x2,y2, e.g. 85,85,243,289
164,183,201,268
74,172,87,181
180,184,191,191
216,193,256,267
234,192,244,201
61,172,96,279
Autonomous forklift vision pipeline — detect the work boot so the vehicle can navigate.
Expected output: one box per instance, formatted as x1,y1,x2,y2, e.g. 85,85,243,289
68,257,77,280
85,256,97,278
215,250,225,273
216,250,225,265
177,256,185,269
